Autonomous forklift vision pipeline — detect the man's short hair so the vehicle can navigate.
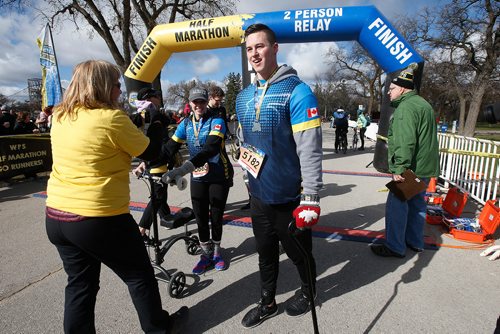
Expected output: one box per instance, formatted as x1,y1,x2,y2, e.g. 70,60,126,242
244,23,277,44
209,86,225,98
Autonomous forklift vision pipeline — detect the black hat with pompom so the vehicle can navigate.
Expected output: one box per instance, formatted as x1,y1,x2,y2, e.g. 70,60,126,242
392,63,418,90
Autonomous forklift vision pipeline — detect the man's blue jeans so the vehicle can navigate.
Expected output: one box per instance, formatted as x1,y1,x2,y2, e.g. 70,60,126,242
384,178,429,255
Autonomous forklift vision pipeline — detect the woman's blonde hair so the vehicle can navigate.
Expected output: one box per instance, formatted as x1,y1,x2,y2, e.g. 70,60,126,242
54,60,121,122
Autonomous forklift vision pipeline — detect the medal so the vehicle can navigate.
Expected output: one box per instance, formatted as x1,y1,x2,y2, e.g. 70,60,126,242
251,67,280,134
192,116,203,147
252,121,261,132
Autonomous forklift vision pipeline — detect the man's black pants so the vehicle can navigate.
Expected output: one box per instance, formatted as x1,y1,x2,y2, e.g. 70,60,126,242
250,197,316,300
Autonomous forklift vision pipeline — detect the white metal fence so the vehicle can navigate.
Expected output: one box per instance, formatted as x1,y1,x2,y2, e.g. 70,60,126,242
438,133,500,204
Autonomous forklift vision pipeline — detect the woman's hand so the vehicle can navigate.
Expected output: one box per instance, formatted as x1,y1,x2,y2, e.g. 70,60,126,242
132,162,146,177
139,226,148,236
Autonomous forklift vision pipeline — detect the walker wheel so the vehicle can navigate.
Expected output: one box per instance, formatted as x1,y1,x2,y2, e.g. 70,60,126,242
186,241,200,255
168,271,186,298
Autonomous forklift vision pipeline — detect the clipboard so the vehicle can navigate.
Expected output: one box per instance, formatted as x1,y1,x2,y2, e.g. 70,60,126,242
385,169,428,201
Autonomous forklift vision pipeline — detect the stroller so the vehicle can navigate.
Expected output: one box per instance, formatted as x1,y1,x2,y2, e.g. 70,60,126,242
138,171,200,298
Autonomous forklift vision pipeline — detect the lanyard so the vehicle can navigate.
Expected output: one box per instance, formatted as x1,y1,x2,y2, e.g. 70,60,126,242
254,82,270,124
191,115,203,143
254,66,280,123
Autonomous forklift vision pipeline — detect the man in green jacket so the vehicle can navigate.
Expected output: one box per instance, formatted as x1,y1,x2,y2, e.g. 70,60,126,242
371,63,439,258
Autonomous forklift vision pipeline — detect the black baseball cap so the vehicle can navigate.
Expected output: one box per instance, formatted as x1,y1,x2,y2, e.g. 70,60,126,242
137,87,162,100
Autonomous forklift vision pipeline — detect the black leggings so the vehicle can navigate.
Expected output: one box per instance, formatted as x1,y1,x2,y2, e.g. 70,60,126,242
139,173,171,229
359,127,366,148
46,213,170,333
335,126,348,150
190,181,230,243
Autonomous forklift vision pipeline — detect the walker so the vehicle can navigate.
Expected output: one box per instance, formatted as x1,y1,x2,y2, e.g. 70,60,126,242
139,172,200,298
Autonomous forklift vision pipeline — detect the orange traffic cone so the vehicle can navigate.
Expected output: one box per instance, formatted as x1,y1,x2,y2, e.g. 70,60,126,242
427,177,437,193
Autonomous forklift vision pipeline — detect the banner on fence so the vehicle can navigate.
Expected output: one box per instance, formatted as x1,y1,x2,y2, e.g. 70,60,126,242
0,135,52,180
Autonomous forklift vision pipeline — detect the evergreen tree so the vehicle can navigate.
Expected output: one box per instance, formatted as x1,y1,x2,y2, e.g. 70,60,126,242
224,72,242,117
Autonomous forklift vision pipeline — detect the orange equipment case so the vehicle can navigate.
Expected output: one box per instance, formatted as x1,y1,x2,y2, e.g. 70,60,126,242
426,187,468,225
425,192,443,205
445,200,500,243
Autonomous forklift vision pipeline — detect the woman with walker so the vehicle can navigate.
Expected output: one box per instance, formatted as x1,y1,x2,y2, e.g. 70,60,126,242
162,87,234,275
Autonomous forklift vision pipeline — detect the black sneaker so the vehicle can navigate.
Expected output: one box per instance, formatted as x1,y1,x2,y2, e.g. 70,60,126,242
241,301,278,328
168,306,189,334
241,201,251,210
285,293,314,317
370,244,406,258
406,243,424,253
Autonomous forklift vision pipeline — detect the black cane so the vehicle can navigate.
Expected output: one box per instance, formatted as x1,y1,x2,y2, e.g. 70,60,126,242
288,220,319,334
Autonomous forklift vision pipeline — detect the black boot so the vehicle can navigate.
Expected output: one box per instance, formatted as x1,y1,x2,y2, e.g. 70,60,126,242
241,195,251,210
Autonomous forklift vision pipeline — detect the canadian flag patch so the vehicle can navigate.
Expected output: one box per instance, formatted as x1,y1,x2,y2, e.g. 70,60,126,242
307,107,318,118
214,124,222,131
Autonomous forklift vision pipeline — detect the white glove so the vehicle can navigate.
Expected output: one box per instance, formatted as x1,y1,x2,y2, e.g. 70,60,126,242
176,176,188,191
480,245,500,261
162,160,195,185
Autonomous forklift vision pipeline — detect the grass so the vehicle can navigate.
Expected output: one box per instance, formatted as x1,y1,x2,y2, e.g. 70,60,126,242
473,122,500,141
475,134,500,142
475,122,500,131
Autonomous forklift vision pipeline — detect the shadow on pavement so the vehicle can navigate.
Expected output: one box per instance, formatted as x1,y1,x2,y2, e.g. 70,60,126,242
180,230,436,333
0,176,48,203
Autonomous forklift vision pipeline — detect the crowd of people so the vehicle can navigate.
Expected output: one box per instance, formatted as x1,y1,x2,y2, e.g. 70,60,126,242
0,104,53,135
38,23,445,333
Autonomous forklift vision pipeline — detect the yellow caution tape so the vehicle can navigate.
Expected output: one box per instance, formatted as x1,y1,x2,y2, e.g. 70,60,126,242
376,134,388,142
439,148,500,159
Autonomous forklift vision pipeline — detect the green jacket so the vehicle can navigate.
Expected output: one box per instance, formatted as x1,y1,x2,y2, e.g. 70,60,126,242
388,90,439,177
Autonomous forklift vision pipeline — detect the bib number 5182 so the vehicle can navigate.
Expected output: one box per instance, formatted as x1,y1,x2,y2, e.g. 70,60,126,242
238,143,265,179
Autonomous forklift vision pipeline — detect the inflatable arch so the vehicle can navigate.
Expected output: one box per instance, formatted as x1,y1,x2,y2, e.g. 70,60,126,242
125,5,425,173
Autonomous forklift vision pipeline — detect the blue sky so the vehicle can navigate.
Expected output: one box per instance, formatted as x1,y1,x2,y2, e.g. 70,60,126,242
0,0,441,100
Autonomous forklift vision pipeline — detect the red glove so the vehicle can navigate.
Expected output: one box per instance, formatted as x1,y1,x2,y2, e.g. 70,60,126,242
293,194,321,229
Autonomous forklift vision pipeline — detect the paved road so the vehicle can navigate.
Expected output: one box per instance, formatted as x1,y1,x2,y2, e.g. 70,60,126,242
1,124,499,333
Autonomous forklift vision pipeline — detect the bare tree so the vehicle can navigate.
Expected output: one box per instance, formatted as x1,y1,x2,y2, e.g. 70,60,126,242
417,0,499,136
165,78,219,109
325,42,383,116
34,0,237,93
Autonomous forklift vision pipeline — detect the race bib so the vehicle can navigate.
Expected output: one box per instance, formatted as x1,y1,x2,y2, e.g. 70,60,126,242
238,142,265,179
193,163,209,178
